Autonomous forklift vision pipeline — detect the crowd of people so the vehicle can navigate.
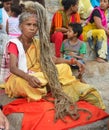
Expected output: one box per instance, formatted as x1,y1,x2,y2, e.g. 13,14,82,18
0,0,109,129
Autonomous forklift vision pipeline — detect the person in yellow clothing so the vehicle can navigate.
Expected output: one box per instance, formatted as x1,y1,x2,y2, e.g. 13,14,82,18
83,0,109,63
59,0,93,20
0,1,105,121
78,0,93,20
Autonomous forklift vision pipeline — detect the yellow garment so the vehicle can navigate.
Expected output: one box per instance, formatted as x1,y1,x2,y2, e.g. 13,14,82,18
79,0,93,19
0,38,105,109
60,0,93,19
83,23,107,59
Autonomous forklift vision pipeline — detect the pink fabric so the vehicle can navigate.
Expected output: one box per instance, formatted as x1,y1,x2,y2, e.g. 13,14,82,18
9,33,21,37
88,7,107,28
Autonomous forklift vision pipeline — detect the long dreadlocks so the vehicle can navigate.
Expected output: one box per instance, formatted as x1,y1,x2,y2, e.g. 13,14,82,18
23,1,92,122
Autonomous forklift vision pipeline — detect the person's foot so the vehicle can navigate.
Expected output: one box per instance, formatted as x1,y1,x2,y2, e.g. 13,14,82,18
96,57,106,63
77,74,86,83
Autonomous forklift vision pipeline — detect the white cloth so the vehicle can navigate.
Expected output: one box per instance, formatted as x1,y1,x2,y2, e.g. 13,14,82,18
9,38,28,72
0,38,27,82
8,16,21,38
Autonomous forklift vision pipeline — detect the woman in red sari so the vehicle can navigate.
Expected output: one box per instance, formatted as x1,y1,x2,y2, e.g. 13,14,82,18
50,0,81,57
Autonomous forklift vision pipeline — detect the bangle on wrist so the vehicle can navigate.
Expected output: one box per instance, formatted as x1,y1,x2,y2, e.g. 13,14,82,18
0,104,3,110
70,58,75,65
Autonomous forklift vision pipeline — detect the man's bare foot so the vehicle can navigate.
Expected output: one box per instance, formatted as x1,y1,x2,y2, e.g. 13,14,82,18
96,57,106,63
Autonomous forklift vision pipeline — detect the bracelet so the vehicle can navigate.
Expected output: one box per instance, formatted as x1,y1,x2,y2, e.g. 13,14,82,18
70,58,75,65
0,104,3,110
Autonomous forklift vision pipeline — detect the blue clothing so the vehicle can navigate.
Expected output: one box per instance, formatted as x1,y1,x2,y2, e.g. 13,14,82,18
65,55,85,64
0,8,2,24
90,0,100,7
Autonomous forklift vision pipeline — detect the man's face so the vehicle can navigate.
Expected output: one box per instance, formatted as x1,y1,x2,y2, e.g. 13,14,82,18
71,1,79,14
3,1,12,12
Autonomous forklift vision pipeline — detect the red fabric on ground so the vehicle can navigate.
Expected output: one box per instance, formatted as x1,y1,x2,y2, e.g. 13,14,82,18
3,99,109,130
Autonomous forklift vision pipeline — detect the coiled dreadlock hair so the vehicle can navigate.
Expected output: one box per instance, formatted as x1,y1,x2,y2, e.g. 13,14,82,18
22,1,92,122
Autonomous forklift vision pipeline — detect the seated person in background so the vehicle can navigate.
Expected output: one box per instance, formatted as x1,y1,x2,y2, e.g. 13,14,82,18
83,0,109,63
0,104,9,130
61,23,86,66
0,0,12,34
6,4,22,38
106,6,109,61
50,0,81,57
61,22,86,82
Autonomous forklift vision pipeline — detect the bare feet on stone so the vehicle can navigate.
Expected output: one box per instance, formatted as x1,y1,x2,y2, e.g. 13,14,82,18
96,57,106,63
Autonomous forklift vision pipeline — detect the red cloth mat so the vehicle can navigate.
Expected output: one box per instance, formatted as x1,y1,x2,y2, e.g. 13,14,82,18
3,99,109,130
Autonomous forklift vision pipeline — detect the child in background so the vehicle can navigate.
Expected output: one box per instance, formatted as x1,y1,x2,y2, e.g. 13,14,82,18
6,4,22,38
0,0,12,34
61,23,86,66
61,23,86,82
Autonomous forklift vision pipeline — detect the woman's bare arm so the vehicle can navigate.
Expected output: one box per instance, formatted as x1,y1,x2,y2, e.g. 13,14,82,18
9,53,42,88
94,16,109,35
94,16,106,30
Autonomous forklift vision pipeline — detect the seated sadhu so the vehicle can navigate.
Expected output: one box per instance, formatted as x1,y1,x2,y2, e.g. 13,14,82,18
0,1,105,121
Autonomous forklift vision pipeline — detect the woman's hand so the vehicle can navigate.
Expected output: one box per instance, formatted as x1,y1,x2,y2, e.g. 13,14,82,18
27,75,42,88
0,110,9,130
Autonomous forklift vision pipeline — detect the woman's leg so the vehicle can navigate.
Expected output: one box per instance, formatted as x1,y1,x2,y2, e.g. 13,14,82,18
87,29,108,62
5,73,48,101
56,63,105,109
107,43,109,61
